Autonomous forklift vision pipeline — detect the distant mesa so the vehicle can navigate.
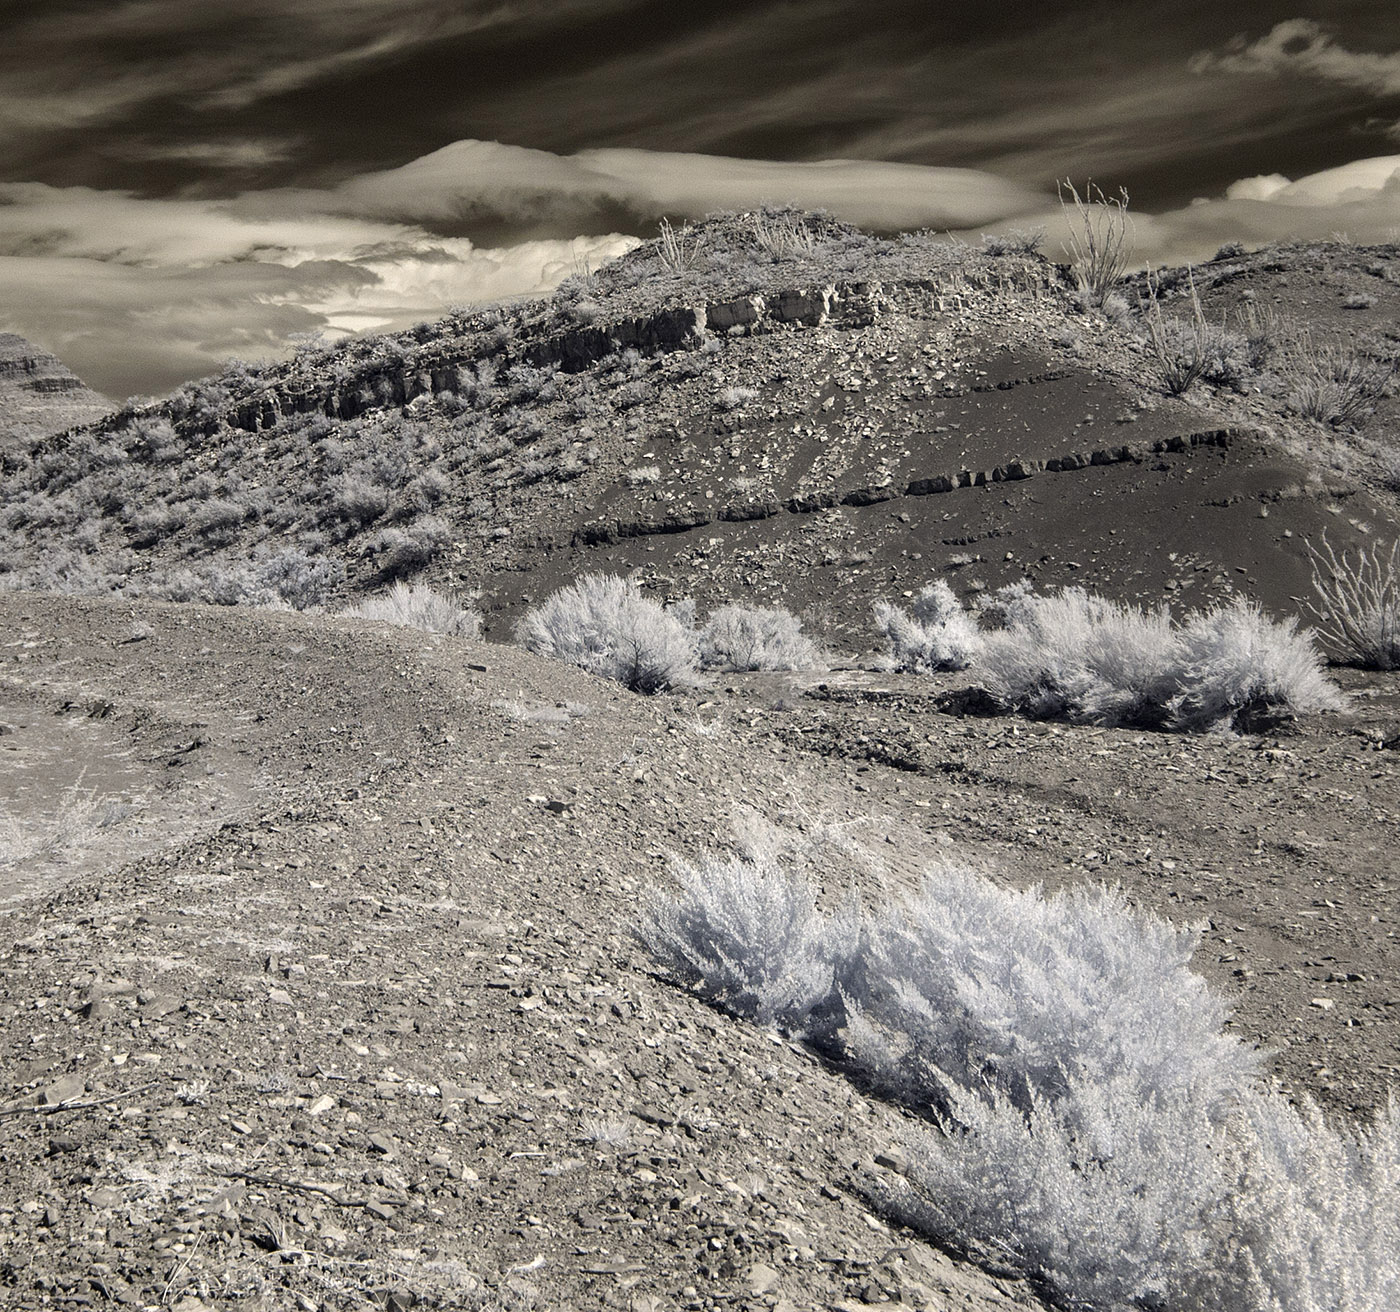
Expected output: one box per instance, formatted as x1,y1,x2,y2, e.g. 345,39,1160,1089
0,332,113,444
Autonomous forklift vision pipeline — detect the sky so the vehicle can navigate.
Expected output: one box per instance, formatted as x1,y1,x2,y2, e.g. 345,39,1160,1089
3,2,1400,398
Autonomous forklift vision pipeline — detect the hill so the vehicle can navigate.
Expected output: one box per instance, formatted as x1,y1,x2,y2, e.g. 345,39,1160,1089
1,589,1397,1310
2,214,1400,1310
0,214,1397,641
0,333,113,447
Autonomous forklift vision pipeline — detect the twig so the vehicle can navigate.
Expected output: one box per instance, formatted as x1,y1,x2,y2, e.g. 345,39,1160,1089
161,1230,205,1305
214,1168,369,1209
0,1081,159,1121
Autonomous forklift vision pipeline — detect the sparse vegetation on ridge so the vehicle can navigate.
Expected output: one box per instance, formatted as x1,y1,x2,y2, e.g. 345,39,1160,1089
1059,180,1134,306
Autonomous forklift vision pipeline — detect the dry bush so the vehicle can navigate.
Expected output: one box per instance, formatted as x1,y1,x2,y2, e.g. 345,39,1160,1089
641,827,1399,1312
1280,330,1396,427
875,580,983,673
343,581,480,637
1059,180,1134,305
515,573,697,694
1305,535,1400,669
975,587,1339,732
699,605,826,672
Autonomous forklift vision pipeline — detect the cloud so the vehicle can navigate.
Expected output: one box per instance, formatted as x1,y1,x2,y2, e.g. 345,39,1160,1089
306,139,1045,233
0,174,639,397
981,153,1400,271
1191,19,1400,97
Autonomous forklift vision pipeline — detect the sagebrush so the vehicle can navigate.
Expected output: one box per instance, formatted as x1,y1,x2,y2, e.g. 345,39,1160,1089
343,581,480,637
698,604,826,672
641,826,1400,1312
515,573,697,693
925,583,1343,732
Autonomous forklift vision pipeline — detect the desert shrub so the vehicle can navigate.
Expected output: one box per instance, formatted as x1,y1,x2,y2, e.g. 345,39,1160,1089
343,581,480,637
1305,535,1400,669
190,498,249,539
716,385,758,411
841,869,1257,1117
699,605,826,672
1280,331,1396,427
656,217,706,272
1170,600,1344,731
253,548,344,610
1221,1091,1400,1312
639,850,849,1028
371,515,452,577
750,208,817,257
974,587,1339,732
1143,269,1213,395
874,581,982,672
641,831,1399,1312
515,573,698,694
623,464,661,488
330,473,390,526
981,227,1045,256
1059,180,1134,306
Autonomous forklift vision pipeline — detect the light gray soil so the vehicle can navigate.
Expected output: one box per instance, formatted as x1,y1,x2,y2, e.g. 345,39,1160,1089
1,589,1396,1310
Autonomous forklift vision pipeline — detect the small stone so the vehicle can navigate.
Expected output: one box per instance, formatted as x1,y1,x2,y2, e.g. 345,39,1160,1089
367,1132,396,1156
40,1075,85,1106
873,1147,908,1174
1310,998,1335,1011
364,1200,395,1221
267,989,294,1007
307,1094,336,1117
746,1263,780,1295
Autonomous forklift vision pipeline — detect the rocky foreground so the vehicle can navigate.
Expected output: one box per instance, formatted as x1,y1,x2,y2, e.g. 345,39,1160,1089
1,591,1397,1310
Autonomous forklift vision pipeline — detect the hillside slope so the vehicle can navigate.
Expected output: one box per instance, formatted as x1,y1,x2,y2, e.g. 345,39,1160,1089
1,218,1397,644
1,589,1397,1309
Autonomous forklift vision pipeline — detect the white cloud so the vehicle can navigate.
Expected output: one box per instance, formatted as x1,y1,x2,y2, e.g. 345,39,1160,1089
1192,19,1400,97
322,139,1045,232
1224,173,1291,202
0,179,639,396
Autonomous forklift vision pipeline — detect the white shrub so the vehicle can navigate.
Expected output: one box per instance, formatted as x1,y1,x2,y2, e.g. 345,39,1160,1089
887,1075,1238,1312
844,869,1258,1117
1225,1092,1400,1312
514,573,697,694
343,581,480,637
1171,599,1343,732
638,850,851,1029
640,831,1397,1312
699,605,826,672
874,581,982,672
976,587,1180,727
973,587,1340,732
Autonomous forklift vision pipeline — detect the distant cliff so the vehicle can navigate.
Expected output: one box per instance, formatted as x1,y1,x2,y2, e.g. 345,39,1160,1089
0,332,112,445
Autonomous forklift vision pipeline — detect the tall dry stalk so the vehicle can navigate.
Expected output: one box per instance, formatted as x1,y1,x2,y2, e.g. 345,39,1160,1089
1305,534,1400,668
1059,180,1134,305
